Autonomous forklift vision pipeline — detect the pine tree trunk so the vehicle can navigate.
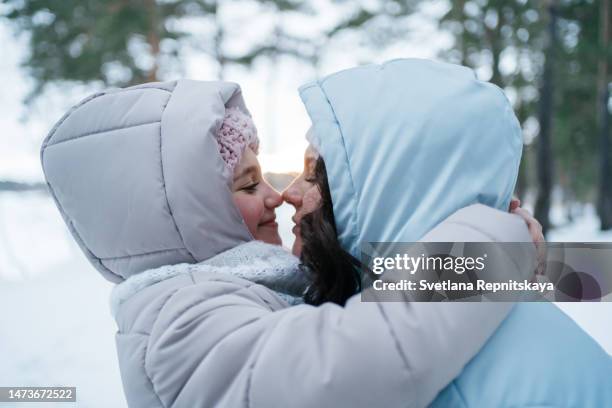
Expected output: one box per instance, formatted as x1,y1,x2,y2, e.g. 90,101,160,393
484,21,503,86
215,25,225,80
457,0,468,66
535,0,558,234
515,102,529,202
598,0,611,230
145,0,160,82
212,1,225,81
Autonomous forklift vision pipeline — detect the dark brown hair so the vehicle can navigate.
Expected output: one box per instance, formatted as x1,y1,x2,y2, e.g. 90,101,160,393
299,157,362,306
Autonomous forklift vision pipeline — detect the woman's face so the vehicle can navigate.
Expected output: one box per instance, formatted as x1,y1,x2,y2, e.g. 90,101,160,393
282,144,322,256
232,147,283,245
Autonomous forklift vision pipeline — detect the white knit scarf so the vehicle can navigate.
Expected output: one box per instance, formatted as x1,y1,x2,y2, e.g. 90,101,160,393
109,241,309,317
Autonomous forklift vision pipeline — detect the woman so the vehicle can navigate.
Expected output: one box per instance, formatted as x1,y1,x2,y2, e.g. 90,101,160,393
286,58,612,406
43,74,545,407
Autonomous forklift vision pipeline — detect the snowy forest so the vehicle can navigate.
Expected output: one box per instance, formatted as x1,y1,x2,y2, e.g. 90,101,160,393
0,1,610,407
1,0,611,234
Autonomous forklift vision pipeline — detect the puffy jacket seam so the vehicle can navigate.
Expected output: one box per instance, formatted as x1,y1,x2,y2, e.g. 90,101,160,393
148,281,262,337
192,276,249,285
173,279,268,317
116,333,165,407
119,330,151,337
41,92,106,150
190,271,277,311
39,84,175,283
149,282,269,407
503,95,522,210
123,86,173,94
316,81,361,253
142,335,168,408
374,302,416,406
191,278,281,310
191,270,280,310
99,246,186,261
189,273,256,287
318,63,372,87
299,83,318,91
245,315,286,408
40,91,123,282
176,312,262,406
143,288,183,408
44,120,161,148
159,90,197,263
43,179,122,281
149,288,184,330
150,278,281,408
256,294,276,310
40,86,170,150
449,380,469,408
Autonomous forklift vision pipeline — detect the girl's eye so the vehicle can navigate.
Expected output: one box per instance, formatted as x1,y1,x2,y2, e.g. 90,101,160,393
242,182,259,193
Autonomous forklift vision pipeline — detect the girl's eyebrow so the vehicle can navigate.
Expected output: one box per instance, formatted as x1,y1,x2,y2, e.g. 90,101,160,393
233,165,257,181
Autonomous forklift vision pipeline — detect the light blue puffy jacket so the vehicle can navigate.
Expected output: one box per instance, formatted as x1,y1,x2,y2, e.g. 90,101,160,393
300,58,612,407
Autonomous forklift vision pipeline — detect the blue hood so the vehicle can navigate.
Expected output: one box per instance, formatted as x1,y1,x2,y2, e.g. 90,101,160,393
299,59,523,256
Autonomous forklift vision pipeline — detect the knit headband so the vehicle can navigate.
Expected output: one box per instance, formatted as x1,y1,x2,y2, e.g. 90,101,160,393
215,106,260,173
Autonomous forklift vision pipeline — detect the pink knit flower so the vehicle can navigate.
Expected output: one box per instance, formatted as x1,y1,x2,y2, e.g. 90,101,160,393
215,106,260,173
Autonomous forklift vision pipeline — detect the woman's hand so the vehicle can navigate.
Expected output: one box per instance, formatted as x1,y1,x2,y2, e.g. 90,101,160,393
509,197,546,275
509,198,544,245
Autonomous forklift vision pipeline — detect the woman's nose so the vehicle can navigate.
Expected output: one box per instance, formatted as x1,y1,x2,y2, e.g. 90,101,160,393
282,181,302,208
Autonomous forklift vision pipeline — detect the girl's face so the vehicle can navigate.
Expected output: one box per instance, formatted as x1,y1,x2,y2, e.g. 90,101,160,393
232,147,283,245
282,144,322,256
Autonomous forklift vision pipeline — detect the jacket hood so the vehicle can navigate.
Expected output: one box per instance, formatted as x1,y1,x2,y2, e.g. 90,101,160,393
41,80,252,283
299,58,523,257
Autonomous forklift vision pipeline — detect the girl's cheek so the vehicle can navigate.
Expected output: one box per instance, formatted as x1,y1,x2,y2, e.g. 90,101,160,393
233,194,264,235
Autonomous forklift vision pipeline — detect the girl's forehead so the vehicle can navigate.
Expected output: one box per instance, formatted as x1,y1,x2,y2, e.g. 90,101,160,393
233,148,260,179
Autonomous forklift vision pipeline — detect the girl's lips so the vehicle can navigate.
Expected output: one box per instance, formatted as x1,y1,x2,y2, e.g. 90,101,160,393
292,224,300,235
259,220,278,228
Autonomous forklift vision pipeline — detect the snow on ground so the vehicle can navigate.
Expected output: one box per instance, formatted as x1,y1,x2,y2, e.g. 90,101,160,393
0,192,126,407
546,203,612,358
548,203,612,242
0,192,610,407
0,258,124,408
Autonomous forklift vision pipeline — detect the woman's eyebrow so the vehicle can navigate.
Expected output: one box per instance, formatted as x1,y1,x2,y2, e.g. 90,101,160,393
306,156,316,172
305,156,315,168
233,165,257,181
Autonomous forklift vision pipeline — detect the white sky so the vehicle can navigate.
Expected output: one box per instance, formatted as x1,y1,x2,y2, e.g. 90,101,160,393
0,2,452,180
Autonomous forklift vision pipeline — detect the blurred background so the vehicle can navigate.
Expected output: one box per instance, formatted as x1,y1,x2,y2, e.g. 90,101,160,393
0,0,610,407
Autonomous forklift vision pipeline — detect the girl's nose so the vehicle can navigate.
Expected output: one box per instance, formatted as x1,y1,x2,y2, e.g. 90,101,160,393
265,187,283,209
